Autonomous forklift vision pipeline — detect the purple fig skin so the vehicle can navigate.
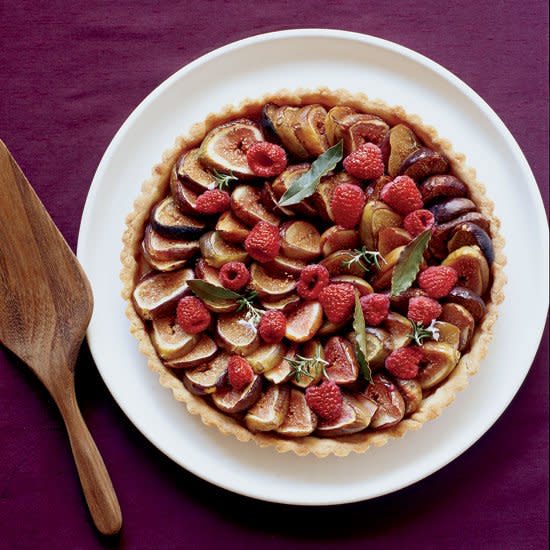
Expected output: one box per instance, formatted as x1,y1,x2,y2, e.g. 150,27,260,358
398,147,449,181
388,288,428,315
448,222,495,265
446,286,487,322
429,198,477,224
182,363,228,396
212,375,262,414
419,175,468,205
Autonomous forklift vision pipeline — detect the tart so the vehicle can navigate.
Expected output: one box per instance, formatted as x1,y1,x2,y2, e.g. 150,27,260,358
121,89,505,457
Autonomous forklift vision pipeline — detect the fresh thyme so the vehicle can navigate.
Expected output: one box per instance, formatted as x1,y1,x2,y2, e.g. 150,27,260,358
213,169,238,190
235,290,264,326
286,347,329,383
409,319,440,346
342,247,385,272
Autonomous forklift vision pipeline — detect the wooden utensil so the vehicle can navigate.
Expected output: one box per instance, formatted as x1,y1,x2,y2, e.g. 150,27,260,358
0,140,122,535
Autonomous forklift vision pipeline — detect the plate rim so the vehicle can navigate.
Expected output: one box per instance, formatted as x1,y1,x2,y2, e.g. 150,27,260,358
77,28,549,505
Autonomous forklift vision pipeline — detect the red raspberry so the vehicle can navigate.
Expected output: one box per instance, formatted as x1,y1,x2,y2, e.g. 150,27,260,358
359,293,390,326
418,266,458,298
343,143,385,180
219,261,250,291
305,379,343,421
244,221,280,263
380,176,423,215
385,346,424,379
258,310,287,343
403,209,435,236
176,296,211,334
246,141,287,177
296,264,330,300
407,296,442,325
228,355,254,391
195,189,231,214
319,283,355,324
330,183,366,229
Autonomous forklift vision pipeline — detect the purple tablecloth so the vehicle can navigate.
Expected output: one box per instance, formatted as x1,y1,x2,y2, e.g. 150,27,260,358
1,2,548,548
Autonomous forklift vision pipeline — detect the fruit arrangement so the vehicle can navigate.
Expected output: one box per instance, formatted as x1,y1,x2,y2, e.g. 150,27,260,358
122,90,505,456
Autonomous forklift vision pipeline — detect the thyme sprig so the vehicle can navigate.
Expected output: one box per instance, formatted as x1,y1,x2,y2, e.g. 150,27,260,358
235,290,264,326
409,319,440,346
286,347,329,383
213,169,238,190
342,247,385,272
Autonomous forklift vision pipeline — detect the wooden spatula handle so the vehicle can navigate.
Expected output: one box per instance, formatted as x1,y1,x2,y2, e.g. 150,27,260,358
55,387,122,535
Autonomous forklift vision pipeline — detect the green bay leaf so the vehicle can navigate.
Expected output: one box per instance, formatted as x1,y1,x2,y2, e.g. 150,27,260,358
277,141,343,207
353,294,372,383
187,279,240,302
391,229,432,297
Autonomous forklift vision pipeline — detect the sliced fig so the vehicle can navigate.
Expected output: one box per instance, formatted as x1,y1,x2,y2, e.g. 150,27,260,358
377,227,412,257
133,268,194,320
199,231,247,268
363,329,391,369
292,339,325,388
294,104,329,156
260,293,301,314
261,182,295,217
175,148,217,193
165,335,218,369
182,353,229,395
343,113,389,151
215,210,250,244
246,342,286,374
212,374,262,413
245,384,290,432
442,245,490,296
419,174,468,205
264,255,306,278
264,346,296,384
151,316,198,360
324,336,359,385
273,106,310,159
389,288,428,315
260,103,280,140
446,286,486,322
433,321,461,349
359,200,402,250
318,319,348,336
279,220,321,261
364,373,405,429
216,311,260,355
316,395,374,437
195,258,222,286
387,123,421,177
399,147,449,181
325,105,355,145
370,246,407,291
365,175,392,201
417,341,460,389
141,250,187,273
448,222,494,265
151,196,206,240
383,312,412,349
170,164,200,214
276,388,318,437
199,118,263,178
429,197,477,224
331,275,373,296
271,164,317,217
320,250,366,277
430,212,491,259
231,184,280,227
311,172,358,222
393,378,423,415
249,263,296,299
143,225,199,263
440,303,475,351
320,226,360,257
285,301,323,343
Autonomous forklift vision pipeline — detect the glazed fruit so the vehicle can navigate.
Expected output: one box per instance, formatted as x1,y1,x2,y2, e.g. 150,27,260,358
125,94,500,451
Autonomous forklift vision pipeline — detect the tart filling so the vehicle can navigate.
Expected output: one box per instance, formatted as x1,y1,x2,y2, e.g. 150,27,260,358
121,89,505,457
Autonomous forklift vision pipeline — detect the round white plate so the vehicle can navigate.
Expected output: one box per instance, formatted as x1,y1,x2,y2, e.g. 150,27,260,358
77,29,548,505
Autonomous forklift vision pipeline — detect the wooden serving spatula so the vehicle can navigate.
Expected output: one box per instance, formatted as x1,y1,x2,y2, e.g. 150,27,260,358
0,140,122,535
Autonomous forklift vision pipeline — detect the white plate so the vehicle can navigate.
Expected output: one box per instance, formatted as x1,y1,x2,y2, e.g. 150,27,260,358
77,29,549,505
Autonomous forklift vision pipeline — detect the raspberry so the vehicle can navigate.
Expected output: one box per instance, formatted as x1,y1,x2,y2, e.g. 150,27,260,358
176,296,211,334
403,209,435,237
380,176,423,215
343,143,385,180
195,189,231,214
219,261,250,291
305,379,343,421
319,283,355,324
228,356,254,391
330,183,366,229
296,264,330,300
385,346,424,379
244,221,280,262
418,266,458,298
258,310,287,343
246,141,287,177
407,296,442,325
359,293,390,326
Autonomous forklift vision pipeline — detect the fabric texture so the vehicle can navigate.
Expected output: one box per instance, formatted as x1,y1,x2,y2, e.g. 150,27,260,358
0,1,548,548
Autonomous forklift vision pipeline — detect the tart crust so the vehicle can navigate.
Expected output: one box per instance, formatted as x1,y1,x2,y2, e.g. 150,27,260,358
120,88,506,457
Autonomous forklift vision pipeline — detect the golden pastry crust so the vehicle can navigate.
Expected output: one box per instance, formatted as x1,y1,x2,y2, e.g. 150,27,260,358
120,88,506,457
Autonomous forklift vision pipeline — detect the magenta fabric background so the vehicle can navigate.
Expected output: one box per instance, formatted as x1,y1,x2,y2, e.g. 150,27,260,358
0,2,548,549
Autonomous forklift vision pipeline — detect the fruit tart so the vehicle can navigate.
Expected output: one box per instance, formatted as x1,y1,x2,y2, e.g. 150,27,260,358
121,89,505,456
